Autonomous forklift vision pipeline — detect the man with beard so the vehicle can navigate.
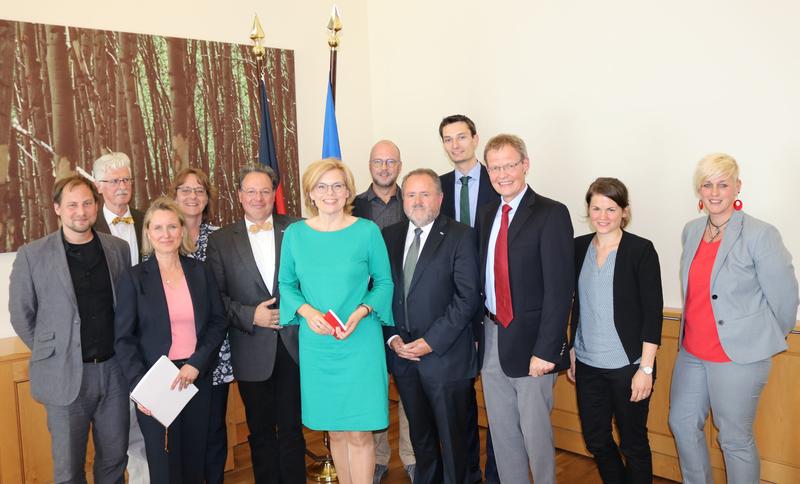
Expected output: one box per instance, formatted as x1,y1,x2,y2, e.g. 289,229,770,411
91,151,149,482
10,175,131,483
353,140,416,482
381,169,481,483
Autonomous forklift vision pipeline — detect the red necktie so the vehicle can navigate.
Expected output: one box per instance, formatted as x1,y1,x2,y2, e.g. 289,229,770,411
494,204,514,327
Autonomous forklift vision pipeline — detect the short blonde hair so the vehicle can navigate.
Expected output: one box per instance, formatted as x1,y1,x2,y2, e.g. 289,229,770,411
141,197,197,256
484,134,529,162
301,159,356,216
693,153,740,194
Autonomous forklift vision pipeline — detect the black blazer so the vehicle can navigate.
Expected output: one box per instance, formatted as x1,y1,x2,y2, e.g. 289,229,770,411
440,163,498,225
382,215,480,381
570,231,664,364
206,215,300,382
477,187,574,377
94,205,145,252
114,255,228,392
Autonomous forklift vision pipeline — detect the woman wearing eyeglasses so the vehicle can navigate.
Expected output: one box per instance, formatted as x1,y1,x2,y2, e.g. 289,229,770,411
167,168,231,484
669,153,798,483
279,158,395,484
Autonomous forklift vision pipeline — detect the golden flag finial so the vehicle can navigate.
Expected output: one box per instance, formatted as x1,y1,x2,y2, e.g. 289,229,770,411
327,4,342,49
250,14,266,59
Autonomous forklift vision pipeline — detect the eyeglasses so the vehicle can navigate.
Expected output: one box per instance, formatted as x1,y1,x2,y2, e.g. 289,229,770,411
177,186,207,196
314,182,347,195
98,177,132,186
486,160,525,174
242,188,274,198
370,158,399,168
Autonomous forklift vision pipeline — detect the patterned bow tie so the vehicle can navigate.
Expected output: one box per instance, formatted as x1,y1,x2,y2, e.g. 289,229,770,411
112,216,134,225
249,221,273,233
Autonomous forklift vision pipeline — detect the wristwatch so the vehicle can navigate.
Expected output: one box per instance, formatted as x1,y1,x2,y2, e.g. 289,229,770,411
639,365,654,375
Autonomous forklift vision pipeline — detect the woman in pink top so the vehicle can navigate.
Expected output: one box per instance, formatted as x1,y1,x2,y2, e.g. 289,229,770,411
115,197,227,483
669,154,798,484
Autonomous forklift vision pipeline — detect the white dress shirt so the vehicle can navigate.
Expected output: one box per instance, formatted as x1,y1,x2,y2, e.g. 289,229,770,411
103,205,139,265
245,216,276,294
484,188,526,314
452,162,482,227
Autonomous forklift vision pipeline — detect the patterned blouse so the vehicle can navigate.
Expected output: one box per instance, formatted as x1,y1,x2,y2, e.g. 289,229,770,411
143,222,233,386
192,223,234,386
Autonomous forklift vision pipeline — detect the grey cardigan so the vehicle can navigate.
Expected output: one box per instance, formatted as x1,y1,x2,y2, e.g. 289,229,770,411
679,210,799,363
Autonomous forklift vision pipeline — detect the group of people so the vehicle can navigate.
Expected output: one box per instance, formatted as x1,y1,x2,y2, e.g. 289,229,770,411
8,113,798,484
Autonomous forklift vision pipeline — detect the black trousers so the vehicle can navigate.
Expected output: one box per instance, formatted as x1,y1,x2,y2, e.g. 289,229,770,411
205,381,230,484
575,359,654,484
394,368,474,484
237,339,306,484
137,372,212,484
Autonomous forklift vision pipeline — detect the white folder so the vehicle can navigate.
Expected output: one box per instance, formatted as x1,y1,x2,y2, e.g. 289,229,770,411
130,355,198,427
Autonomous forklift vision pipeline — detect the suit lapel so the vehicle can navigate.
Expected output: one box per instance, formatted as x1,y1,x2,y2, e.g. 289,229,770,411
232,220,270,296
681,219,705,295
507,187,535,244
710,211,743,288
272,216,291,296
390,223,407,287
97,233,122,303
407,216,447,294
49,231,79,309
141,259,171,344
94,209,111,235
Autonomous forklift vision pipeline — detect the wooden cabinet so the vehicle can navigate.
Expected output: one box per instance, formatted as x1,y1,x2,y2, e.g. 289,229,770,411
2,311,798,483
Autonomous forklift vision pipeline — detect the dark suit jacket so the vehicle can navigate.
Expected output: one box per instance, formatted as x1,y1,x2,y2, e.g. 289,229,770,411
10,231,131,405
440,163,498,226
478,187,574,377
114,256,228,392
206,215,300,382
570,231,664,365
93,205,145,254
382,215,480,382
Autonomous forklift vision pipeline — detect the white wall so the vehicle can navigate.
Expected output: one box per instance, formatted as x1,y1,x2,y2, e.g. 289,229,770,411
366,0,800,313
3,0,799,337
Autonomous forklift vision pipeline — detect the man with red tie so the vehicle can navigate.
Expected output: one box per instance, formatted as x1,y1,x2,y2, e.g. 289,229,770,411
477,134,574,484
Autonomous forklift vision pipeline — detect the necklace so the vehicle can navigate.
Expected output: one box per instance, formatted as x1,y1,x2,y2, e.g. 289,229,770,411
706,216,731,243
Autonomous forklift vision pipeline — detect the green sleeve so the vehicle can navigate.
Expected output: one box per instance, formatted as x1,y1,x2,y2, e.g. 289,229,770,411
278,226,304,326
363,223,395,327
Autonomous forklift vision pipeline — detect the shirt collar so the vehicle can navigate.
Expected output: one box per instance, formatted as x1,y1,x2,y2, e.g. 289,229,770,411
500,186,527,213
103,204,131,224
365,184,402,202
245,215,274,232
407,217,435,237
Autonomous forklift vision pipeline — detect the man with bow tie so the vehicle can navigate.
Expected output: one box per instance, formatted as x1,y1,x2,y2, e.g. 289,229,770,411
206,164,306,482
91,151,149,482
92,152,144,266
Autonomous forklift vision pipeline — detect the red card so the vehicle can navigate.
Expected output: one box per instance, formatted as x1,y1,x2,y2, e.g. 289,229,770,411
323,310,347,339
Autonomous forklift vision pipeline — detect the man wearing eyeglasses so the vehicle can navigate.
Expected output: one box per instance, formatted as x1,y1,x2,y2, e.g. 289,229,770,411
92,152,144,266
206,164,306,483
353,140,417,483
91,151,149,483
478,134,573,484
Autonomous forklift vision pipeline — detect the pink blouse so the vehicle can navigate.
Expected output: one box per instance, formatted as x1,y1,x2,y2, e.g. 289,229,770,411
165,277,197,360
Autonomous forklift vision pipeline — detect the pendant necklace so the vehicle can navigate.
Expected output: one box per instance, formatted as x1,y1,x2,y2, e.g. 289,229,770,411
706,216,731,243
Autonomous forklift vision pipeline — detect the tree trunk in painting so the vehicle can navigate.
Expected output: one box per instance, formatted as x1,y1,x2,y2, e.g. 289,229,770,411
0,20,14,249
168,37,189,173
119,32,150,207
46,24,78,183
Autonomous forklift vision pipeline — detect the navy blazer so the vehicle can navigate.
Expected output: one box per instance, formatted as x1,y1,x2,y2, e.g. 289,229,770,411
440,163,498,226
477,187,574,377
570,231,664,365
382,215,480,382
114,255,228,391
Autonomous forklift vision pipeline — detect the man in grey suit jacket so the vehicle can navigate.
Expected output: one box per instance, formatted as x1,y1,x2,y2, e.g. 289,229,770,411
9,175,131,484
206,164,305,483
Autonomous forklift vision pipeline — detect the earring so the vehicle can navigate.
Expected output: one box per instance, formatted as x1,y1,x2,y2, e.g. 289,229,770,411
733,199,743,211
698,200,704,211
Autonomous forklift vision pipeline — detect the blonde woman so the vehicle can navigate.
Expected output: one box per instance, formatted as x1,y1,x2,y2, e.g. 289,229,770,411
279,159,394,484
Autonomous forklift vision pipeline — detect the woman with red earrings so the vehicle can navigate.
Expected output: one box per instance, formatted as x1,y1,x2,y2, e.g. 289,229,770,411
669,153,799,483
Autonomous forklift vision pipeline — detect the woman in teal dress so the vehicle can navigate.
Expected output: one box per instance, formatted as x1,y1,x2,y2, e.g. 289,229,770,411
279,158,394,484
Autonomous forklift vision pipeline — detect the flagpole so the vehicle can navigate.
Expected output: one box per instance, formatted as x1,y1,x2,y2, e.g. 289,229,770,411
327,5,342,104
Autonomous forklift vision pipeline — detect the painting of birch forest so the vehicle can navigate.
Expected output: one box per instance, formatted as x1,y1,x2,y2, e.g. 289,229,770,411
0,19,299,253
